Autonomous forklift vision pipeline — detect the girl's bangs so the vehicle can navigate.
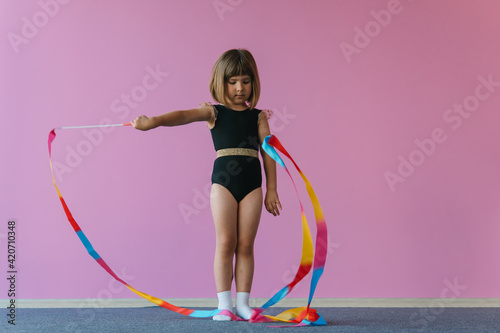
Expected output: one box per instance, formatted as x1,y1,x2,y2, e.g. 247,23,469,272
224,60,252,80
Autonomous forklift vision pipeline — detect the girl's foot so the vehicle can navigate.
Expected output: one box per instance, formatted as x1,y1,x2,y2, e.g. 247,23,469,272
235,292,252,320
213,291,233,321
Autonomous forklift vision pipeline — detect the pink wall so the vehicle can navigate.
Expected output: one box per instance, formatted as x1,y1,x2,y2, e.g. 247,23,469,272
2,0,500,301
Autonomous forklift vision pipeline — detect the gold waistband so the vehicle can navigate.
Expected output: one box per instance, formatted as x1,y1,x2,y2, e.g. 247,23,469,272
216,148,259,159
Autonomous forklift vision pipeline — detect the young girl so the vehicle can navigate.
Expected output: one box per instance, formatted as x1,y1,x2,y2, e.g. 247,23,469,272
131,49,282,321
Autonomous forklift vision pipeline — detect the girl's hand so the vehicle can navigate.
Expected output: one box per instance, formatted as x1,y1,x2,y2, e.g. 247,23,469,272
131,115,154,131
265,189,282,216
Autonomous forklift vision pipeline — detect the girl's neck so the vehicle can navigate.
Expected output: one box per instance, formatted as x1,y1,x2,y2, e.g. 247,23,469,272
226,103,248,111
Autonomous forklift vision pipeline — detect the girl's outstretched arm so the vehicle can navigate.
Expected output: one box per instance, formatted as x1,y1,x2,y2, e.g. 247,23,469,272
258,114,282,216
131,103,215,131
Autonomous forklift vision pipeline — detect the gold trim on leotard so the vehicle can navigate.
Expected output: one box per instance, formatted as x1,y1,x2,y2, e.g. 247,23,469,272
216,148,259,159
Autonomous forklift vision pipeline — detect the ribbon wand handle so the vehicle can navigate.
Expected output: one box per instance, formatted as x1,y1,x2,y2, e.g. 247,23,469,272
55,123,131,130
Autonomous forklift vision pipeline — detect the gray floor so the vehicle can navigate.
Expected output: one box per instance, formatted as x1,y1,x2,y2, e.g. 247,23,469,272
3,307,500,332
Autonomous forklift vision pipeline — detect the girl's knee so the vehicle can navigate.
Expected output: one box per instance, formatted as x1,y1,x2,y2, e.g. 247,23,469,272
216,237,237,256
236,242,254,257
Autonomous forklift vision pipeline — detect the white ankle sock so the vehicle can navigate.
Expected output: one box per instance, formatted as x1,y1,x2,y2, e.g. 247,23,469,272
235,292,252,320
213,291,233,321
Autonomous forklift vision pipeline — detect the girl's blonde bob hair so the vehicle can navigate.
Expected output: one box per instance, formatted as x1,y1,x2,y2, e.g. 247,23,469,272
209,49,261,110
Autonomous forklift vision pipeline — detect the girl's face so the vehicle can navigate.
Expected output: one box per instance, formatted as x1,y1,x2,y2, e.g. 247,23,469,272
225,75,252,110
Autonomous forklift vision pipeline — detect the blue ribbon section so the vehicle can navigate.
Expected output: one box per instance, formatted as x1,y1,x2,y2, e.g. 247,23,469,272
76,230,100,260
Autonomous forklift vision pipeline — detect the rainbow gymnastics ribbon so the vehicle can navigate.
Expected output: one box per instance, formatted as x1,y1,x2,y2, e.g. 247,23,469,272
250,135,328,326
48,123,240,321
48,125,327,326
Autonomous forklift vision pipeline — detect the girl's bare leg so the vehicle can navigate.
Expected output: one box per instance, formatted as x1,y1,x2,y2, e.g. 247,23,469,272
211,184,238,320
234,187,263,319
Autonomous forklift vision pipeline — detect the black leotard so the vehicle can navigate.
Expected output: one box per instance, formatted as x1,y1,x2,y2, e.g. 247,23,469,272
210,104,262,203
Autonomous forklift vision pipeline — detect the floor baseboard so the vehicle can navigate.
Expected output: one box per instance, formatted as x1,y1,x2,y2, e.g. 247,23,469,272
5,298,500,308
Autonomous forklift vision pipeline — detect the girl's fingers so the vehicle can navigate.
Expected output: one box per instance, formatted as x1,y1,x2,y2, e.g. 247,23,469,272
267,202,279,216
131,116,148,130
266,203,273,216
